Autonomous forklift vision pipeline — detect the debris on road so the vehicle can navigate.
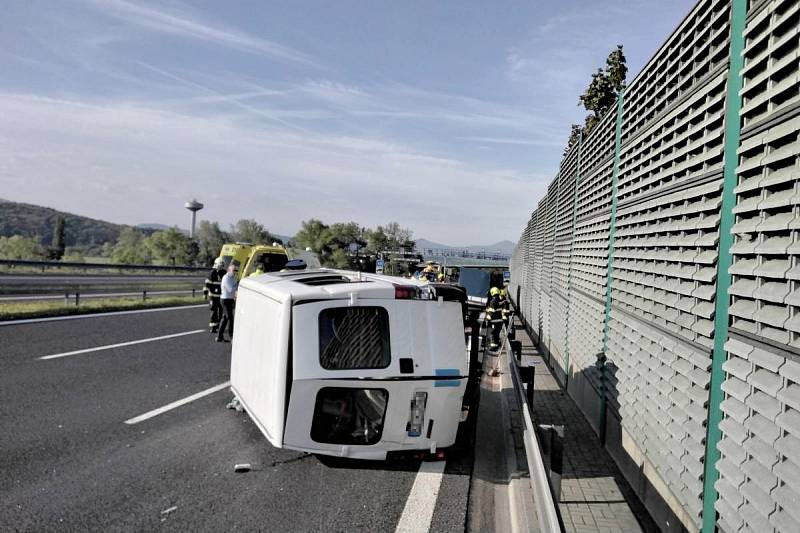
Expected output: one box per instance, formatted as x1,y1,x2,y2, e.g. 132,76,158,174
234,463,251,473
226,396,243,412
160,506,178,515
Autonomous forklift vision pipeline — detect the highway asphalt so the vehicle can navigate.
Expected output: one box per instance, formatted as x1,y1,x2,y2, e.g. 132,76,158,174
0,307,474,532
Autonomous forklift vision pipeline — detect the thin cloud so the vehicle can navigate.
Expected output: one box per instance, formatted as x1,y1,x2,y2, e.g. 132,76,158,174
82,0,320,67
460,136,563,147
135,62,308,132
162,89,286,105
0,93,542,243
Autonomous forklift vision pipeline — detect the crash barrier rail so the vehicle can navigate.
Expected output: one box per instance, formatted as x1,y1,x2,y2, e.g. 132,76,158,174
416,247,511,261
0,275,204,299
0,258,207,274
508,0,800,530
0,289,204,305
505,327,565,533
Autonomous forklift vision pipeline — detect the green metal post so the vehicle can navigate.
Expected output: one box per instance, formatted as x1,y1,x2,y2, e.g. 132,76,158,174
551,172,562,374
701,1,747,531
599,89,625,445
542,176,561,365
564,132,583,388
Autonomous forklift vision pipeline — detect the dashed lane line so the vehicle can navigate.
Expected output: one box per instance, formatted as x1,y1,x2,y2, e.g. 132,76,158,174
124,381,231,425
37,330,205,360
394,459,447,533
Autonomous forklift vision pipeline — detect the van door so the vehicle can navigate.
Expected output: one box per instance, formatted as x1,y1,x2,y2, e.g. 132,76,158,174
282,378,465,459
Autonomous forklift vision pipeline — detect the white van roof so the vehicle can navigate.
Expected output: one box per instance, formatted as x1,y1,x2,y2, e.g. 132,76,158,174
239,269,427,303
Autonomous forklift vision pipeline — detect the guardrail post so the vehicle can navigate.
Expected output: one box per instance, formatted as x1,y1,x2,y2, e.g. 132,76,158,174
511,339,522,363
527,377,535,408
142,290,147,301
520,363,535,406
192,288,196,298
538,424,565,501
74,292,80,306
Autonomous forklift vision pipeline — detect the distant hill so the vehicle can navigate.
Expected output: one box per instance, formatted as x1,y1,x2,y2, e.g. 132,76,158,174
0,199,124,247
416,238,515,255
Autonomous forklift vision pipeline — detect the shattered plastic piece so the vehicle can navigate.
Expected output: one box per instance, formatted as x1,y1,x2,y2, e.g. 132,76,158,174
160,506,177,515
226,396,244,412
234,463,252,473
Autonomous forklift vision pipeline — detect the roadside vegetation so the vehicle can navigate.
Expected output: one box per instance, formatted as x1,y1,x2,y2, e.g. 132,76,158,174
294,219,414,270
1,204,417,272
564,45,628,155
0,215,282,268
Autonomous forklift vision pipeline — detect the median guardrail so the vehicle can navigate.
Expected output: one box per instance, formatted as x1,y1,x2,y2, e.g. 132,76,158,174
0,259,207,273
0,289,203,305
505,327,565,533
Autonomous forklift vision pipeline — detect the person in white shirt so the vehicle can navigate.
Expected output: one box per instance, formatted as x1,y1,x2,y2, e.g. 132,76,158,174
216,264,239,342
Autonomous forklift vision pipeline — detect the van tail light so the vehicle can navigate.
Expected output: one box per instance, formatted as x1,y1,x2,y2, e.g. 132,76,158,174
406,392,427,437
395,286,419,299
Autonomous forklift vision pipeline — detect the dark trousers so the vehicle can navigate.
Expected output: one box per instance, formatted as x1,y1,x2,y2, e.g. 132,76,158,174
209,297,221,330
490,320,502,347
217,298,235,340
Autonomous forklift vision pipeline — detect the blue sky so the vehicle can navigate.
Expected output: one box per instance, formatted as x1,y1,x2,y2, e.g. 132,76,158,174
0,0,696,245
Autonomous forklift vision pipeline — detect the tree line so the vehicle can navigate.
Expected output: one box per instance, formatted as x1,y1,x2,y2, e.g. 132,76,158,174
294,219,414,269
0,217,282,266
0,215,416,270
565,44,628,155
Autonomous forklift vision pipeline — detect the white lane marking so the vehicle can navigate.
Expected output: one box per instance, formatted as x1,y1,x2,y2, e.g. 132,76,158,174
37,330,205,360
394,460,447,533
124,381,231,425
0,304,206,327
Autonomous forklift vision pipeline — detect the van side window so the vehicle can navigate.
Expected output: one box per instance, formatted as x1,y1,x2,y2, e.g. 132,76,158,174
318,307,391,369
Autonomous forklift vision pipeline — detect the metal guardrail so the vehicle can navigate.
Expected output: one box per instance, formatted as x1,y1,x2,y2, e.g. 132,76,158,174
0,289,203,304
416,248,511,261
505,329,565,533
0,259,207,273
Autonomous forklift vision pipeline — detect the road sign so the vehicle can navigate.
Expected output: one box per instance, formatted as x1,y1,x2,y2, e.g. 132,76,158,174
376,259,385,274
503,270,510,282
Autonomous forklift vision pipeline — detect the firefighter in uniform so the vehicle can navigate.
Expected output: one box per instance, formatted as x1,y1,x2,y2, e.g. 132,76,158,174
205,258,225,333
499,288,511,325
249,263,265,277
485,287,504,350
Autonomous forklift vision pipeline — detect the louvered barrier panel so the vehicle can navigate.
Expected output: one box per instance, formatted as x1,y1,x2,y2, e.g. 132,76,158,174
532,205,545,335
551,147,580,382
564,109,617,425
506,0,800,529
713,0,800,532
539,186,558,351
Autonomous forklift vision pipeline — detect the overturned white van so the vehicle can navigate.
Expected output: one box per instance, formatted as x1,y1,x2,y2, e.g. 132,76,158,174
230,269,472,460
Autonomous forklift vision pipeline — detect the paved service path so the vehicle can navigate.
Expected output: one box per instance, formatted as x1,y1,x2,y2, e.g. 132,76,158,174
0,307,472,532
515,322,658,533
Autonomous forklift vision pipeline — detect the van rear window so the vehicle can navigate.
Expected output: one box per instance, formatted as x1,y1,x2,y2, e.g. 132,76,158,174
319,307,390,369
310,387,388,445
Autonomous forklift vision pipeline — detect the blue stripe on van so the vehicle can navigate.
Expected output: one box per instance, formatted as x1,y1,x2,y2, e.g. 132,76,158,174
435,368,460,376
434,380,461,387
